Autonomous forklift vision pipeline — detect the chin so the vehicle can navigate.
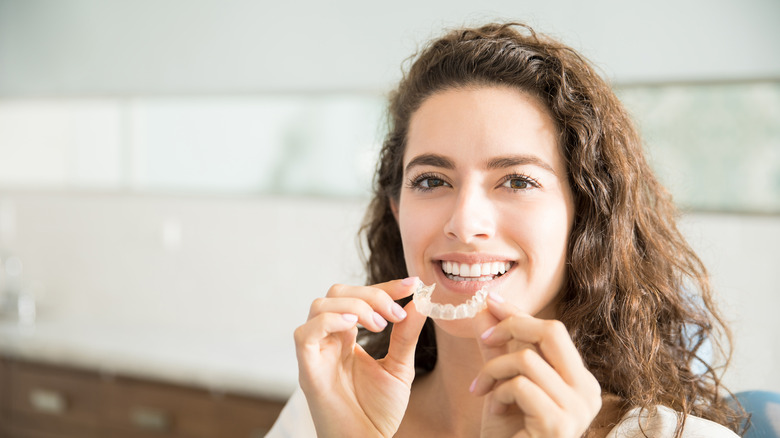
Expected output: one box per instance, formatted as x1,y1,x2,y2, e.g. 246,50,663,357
431,315,482,340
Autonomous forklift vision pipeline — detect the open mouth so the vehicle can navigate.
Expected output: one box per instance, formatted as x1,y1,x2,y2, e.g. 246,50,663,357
440,260,513,282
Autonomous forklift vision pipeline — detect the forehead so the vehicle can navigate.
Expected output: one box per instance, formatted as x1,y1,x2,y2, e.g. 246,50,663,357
405,86,563,170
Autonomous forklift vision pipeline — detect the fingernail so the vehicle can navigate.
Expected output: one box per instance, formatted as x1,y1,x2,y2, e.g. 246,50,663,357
342,313,358,323
391,302,407,320
401,276,418,286
480,325,495,340
469,377,478,393
372,312,388,329
488,291,504,303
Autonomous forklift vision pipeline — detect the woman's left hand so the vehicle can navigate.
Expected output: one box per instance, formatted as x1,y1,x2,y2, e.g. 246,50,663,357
470,293,603,438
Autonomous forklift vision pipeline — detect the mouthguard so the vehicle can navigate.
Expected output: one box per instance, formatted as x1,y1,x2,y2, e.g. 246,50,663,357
412,281,489,320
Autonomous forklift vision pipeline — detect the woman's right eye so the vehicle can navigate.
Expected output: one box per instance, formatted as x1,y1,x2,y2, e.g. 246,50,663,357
419,177,446,188
408,173,450,191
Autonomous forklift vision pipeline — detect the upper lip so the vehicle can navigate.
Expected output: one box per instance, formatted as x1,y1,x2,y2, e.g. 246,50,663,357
433,253,516,264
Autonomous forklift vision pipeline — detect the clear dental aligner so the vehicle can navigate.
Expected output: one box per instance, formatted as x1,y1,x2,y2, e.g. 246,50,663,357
413,281,489,320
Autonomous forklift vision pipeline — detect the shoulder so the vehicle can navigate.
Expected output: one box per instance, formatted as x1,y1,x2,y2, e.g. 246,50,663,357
606,405,740,438
265,387,317,438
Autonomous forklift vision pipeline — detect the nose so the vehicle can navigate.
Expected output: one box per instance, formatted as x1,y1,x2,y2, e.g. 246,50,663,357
443,184,496,243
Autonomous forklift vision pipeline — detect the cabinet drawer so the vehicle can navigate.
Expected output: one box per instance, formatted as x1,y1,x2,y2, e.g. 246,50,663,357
103,377,217,438
216,394,285,438
9,361,101,437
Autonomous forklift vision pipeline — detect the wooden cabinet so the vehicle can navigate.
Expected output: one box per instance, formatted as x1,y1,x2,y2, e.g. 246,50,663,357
104,376,219,438
7,361,102,437
0,358,285,438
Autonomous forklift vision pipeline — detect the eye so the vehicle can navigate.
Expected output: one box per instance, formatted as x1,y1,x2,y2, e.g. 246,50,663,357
507,179,530,190
419,177,447,188
501,174,540,191
407,172,451,191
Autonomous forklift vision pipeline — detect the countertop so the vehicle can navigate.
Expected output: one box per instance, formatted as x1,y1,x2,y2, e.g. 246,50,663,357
0,317,298,400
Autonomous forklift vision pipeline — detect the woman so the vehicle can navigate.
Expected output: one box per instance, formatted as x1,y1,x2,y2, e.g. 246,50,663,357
269,22,745,437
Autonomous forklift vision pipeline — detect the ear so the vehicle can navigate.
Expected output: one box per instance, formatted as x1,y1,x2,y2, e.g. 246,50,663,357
390,198,400,223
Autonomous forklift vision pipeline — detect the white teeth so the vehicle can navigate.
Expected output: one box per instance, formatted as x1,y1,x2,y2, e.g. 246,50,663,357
440,260,513,278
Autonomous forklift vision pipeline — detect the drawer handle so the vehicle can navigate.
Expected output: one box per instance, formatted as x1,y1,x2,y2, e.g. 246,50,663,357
29,388,68,414
130,407,170,431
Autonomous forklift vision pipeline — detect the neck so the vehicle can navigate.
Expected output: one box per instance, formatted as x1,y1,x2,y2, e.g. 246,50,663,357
411,325,485,437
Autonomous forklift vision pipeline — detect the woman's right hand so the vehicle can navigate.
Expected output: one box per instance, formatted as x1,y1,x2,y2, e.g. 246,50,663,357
294,277,428,438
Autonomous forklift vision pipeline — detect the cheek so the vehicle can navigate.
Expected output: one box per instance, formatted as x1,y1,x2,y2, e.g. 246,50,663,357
502,201,572,316
509,200,572,266
397,200,429,272
541,205,572,247
398,197,450,273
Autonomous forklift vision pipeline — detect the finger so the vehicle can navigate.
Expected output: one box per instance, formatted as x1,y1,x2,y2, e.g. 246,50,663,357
294,312,359,397
471,348,577,411
373,276,421,300
492,375,594,437
483,290,522,320
309,296,390,332
294,312,359,352
480,315,585,386
328,277,419,301
490,375,560,422
294,312,360,382
382,300,428,377
472,292,506,362
325,278,418,322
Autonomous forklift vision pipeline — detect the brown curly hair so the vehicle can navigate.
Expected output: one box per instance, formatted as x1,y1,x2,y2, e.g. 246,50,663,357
358,22,746,436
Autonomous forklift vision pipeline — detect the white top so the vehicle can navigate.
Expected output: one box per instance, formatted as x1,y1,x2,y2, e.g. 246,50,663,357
266,388,316,437
605,404,739,438
266,388,740,437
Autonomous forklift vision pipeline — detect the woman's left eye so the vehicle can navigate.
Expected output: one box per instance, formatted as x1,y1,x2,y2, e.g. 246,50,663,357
501,175,539,190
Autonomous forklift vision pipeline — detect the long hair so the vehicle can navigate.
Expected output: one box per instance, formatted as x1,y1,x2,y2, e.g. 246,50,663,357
358,22,745,435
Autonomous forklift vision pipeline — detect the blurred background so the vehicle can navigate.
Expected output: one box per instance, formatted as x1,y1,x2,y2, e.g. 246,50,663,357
0,0,778,435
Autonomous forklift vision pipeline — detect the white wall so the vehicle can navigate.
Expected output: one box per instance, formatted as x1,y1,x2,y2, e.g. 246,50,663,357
678,214,780,393
1,0,779,96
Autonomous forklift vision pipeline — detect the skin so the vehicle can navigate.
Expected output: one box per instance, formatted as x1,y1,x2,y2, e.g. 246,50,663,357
295,86,603,438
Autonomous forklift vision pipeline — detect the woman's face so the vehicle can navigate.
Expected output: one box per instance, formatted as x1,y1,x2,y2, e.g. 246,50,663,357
396,86,575,332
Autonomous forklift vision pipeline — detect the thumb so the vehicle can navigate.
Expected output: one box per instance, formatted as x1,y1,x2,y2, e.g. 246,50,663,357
382,300,428,378
473,306,505,363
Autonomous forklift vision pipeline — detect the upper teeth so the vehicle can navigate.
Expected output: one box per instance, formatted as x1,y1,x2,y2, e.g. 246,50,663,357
441,261,512,277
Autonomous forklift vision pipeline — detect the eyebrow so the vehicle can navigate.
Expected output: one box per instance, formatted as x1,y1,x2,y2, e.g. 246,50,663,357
404,153,455,174
404,153,557,175
486,155,557,175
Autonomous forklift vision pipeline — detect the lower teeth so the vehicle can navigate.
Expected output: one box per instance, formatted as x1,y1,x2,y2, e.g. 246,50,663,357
446,274,498,282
